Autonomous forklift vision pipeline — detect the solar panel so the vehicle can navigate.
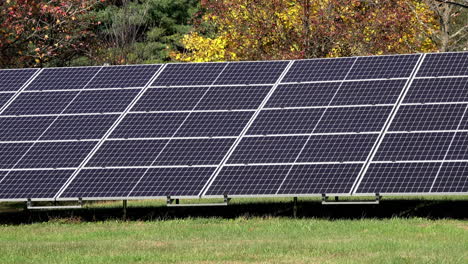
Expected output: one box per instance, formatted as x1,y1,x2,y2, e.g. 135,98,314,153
0,69,38,92
0,52,467,202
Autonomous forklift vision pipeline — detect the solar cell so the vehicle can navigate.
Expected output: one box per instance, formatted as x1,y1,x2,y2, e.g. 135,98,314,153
110,112,188,138
129,167,216,197
246,108,324,135
346,54,420,80
214,61,288,85
26,67,101,91
133,87,207,111
0,170,73,199
404,78,468,103
174,111,254,137
206,165,291,195
277,163,363,194
60,168,144,198
374,132,454,161
431,162,468,193
40,114,119,140
355,162,438,193
0,116,55,141
0,69,38,92
151,63,228,87
195,86,272,110
417,52,468,77
297,134,378,162
445,132,468,160
64,89,141,114
282,57,356,82
2,91,79,115
227,136,309,164
87,139,168,167
389,104,466,132
314,106,392,133
154,138,235,166
265,83,340,108
86,65,161,89
0,143,34,169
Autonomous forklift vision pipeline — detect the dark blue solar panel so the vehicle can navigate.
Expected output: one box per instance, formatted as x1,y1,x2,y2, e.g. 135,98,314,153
206,165,291,195
151,63,227,86
110,113,188,138
133,87,207,111
446,132,468,160
389,104,466,132
266,83,339,108
347,54,420,80
227,136,309,164
374,132,454,161
130,167,216,197
64,89,140,114
0,170,73,199
404,78,468,103
0,69,38,92
14,141,95,169
0,116,55,141
154,138,234,166
0,93,14,108
331,80,406,105
417,53,468,77
0,143,34,169
175,111,253,137
86,65,161,89
2,91,78,115
282,57,355,82
195,86,271,110
315,106,392,133
247,108,324,135
26,67,101,91
277,163,362,194
298,134,378,162
431,162,468,193
87,139,168,167
41,114,118,140
214,61,288,85
356,162,438,193
60,168,144,198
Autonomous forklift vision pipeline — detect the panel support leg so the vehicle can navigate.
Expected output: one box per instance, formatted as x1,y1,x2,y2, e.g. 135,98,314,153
123,200,127,221
293,197,298,218
176,199,179,205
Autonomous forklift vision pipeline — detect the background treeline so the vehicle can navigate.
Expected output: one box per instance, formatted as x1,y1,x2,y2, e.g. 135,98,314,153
0,0,466,68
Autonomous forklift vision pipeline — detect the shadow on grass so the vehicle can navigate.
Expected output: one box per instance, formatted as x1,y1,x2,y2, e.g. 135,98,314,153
0,198,467,224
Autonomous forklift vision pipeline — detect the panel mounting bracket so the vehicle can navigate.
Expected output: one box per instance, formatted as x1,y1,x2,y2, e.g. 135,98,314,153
166,195,230,207
26,198,83,210
321,193,381,205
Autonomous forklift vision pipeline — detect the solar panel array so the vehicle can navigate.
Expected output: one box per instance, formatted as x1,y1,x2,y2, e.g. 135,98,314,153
0,52,466,201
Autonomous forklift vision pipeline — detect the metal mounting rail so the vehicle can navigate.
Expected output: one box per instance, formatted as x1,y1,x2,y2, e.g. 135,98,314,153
321,194,381,205
26,198,83,210
166,195,230,207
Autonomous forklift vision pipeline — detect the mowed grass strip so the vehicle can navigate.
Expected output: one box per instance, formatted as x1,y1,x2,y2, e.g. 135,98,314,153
0,217,467,264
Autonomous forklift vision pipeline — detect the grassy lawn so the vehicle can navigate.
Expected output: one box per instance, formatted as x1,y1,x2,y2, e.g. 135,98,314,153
0,197,467,264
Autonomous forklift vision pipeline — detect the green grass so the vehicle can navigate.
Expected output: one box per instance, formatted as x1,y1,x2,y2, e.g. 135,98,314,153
0,198,467,264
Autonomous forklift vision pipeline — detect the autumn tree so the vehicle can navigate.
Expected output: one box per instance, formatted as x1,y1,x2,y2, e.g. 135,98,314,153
0,0,103,68
173,0,439,62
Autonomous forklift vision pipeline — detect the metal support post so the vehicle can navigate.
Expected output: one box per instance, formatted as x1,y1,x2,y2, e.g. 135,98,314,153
293,197,298,218
123,200,128,220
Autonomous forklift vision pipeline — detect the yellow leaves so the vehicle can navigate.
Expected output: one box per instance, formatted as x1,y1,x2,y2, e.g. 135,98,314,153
44,35,49,39
34,59,40,64
172,32,232,62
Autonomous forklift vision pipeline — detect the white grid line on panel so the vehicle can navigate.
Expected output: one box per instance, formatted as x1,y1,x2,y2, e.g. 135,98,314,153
0,69,42,114
54,65,168,199
351,53,426,194
372,160,468,164
0,139,100,144
262,104,394,111
429,104,468,192
0,67,104,185
274,57,359,194
200,61,295,196
150,83,274,89
125,63,232,197
0,112,121,118
130,109,256,114
402,102,468,106
280,77,408,85
24,87,142,93
414,75,468,80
